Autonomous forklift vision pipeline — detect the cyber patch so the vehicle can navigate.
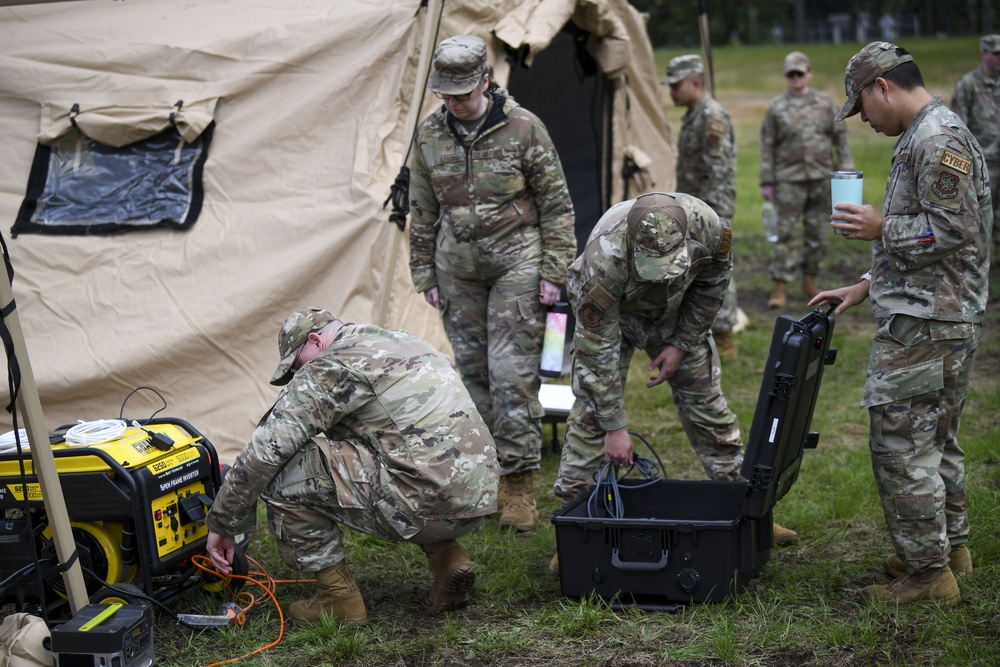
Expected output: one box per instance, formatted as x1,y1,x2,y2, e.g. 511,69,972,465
940,150,971,175
931,171,959,199
579,303,604,327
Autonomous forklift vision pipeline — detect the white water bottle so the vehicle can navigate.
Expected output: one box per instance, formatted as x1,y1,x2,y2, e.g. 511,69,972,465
762,200,778,242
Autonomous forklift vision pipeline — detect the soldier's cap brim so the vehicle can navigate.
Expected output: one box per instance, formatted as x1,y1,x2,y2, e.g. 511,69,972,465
428,66,486,95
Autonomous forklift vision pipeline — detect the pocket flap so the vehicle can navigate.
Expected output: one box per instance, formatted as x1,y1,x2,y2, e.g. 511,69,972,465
861,357,944,408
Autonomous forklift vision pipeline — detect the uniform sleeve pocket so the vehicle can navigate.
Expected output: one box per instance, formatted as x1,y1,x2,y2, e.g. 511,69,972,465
861,357,944,408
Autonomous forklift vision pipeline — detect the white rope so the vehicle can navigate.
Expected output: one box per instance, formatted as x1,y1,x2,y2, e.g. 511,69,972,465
64,419,128,446
0,429,30,454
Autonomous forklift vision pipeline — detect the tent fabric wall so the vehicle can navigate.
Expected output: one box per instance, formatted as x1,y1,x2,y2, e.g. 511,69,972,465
0,0,674,459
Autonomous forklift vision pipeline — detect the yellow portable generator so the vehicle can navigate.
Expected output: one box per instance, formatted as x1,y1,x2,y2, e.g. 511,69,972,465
0,418,241,616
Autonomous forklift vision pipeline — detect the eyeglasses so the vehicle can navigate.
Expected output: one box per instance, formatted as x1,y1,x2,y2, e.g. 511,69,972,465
434,90,474,101
785,71,806,79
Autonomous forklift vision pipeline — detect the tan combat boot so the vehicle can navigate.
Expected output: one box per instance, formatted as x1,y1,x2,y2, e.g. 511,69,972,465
421,540,476,614
767,281,787,309
713,331,738,359
802,274,820,298
772,522,799,544
861,565,961,606
287,560,368,626
498,471,538,531
884,544,973,579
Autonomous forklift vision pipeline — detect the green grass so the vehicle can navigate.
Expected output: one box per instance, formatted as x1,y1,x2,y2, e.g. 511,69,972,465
149,38,1000,666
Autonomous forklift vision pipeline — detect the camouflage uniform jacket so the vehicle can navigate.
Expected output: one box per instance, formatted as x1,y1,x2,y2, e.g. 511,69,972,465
206,323,499,535
951,64,1000,164
568,194,732,431
759,89,854,184
869,97,992,323
408,91,576,292
676,94,736,218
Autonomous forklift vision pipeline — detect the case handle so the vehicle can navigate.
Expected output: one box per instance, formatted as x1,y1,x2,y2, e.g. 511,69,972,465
611,548,668,572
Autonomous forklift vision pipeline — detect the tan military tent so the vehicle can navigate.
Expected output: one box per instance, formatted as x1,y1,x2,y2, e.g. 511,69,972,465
0,0,674,458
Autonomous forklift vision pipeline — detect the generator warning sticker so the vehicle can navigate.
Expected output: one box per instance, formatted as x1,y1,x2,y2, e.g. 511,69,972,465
7,483,43,501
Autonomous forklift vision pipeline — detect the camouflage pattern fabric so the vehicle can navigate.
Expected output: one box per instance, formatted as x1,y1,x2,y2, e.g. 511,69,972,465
407,90,575,475
760,89,853,280
951,64,1000,242
867,98,992,324
675,94,739,333
860,97,992,575
206,323,499,571
552,193,743,502
769,179,833,282
863,315,979,572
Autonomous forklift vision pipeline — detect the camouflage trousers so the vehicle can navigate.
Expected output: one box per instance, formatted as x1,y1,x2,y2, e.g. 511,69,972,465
768,179,831,283
436,260,546,476
988,159,999,243
862,314,980,574
552,337,744,503
261,439,483,572
711,277,739,333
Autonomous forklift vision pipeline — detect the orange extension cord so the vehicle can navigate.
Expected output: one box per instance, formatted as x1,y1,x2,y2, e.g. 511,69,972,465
189,554,314,667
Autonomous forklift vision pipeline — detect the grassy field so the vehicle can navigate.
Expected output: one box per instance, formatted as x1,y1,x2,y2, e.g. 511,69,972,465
151,38,999,666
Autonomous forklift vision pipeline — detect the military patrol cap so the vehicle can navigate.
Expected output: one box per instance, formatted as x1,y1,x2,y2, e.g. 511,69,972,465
783,51,810,74
270,306,337,386
980,34,1000,53
836,41,914,121
662,54,703,85
428,35,488,95
628,194,689,281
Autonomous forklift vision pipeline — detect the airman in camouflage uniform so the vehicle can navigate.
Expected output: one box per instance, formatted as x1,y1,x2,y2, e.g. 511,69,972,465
664,54,740,358
760,51,854,308
552,193,743,506
206,307,499,625
814,42,992,606
951,34,1000,253
408,35,576,531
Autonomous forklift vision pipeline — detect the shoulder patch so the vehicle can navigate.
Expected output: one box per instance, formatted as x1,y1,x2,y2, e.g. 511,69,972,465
708,119,728,136
579,303,604,327
940,150,971,175
716,227,732,256
586,283,616,311
931,171,959,199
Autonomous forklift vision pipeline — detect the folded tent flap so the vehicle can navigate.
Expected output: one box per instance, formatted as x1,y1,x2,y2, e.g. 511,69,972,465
37,97,218,147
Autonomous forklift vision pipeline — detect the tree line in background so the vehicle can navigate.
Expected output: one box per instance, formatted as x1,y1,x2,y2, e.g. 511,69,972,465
633,0,998,48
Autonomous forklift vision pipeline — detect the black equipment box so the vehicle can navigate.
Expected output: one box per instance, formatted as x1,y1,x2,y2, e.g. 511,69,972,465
552,309,836,609
50,603,155,667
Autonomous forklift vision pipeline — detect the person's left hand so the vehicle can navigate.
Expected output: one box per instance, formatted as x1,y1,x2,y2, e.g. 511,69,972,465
539,279,561,306
831,203,884,241
647,345,685,387
206,532,235,575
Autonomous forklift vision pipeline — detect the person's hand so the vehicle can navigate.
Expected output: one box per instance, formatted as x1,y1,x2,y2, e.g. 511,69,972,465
539,279,561,306
808,280,870,315
760,185,774,201
604,428,634,466
647,345,685,387
206,532,235,575
423,287,440,310
830,203,883,241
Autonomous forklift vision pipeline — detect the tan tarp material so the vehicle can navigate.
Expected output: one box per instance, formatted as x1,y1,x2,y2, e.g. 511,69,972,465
0,0,674,459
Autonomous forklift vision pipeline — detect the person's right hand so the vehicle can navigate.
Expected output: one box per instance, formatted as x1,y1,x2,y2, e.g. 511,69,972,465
760,185,774,201
604,428,634,466
808,280,870,315
206,532,235,575
423,287,440,310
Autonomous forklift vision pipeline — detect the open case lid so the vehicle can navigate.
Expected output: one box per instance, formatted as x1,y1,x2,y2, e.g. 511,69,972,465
741,308,837,519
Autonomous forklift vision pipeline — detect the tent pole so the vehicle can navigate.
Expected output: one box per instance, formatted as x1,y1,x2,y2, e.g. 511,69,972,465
375,0,443,327
698,0,715,97
0,250,89,614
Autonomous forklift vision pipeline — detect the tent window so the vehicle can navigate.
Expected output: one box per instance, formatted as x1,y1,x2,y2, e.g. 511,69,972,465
12,123,213,237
